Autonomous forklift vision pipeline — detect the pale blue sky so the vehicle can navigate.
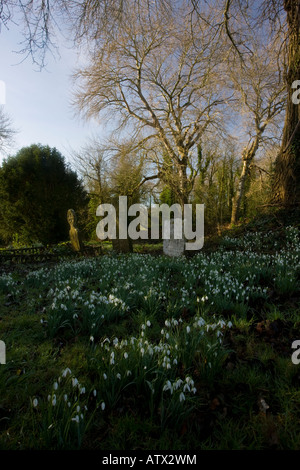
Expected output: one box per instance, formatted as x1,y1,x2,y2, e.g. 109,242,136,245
0,21,105,166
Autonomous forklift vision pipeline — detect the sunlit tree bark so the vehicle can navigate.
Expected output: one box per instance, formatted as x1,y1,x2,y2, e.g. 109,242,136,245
272,0,300,206
229,38,286,224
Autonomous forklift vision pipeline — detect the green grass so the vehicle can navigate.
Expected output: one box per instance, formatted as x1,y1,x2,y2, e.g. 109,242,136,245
0,225,300,450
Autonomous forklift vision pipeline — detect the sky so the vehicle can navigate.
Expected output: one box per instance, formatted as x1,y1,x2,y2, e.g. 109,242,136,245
0,20,105,167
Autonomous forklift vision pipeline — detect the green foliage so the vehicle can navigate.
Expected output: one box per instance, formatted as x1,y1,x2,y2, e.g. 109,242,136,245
193,148,238,232
0,144,87,245
1,224,300,450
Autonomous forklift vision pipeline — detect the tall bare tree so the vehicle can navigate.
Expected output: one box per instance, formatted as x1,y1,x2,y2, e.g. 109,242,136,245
2,0,297,208
228,37,286,224
220,0,300,207
72,1,228,207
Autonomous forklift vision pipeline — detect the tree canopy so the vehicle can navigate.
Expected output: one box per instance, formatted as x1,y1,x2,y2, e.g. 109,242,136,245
0,0,299,214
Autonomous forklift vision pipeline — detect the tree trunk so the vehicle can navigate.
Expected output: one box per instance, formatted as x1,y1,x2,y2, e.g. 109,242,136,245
178,160,189,208
272,0,300,206
112,197,133,253
231,157,251,224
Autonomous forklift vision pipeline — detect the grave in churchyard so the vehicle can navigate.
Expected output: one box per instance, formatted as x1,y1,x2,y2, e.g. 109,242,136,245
67,209,83,252
163,218,185,257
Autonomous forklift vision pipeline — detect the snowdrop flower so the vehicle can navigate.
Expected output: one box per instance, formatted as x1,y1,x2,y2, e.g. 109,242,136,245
52,395,57,406
163,380,173,394
197,317,205,327
64,394,68,402
72,378,79,387
124,352,128,359
179,392,185,402
32,398,38,407
101,402,105,411
173,379,183,390
93,389,97,397
72,415,80,424
186,326,191,333
62,368,72,378
110,352,115,365
116,373,121,380
103,373,107,380
146,320,151,327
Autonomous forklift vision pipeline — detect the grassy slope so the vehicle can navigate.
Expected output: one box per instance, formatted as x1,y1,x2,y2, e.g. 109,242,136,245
0,209,300,450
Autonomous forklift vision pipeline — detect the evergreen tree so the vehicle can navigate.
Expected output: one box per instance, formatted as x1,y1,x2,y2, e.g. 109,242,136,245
0,144,87,245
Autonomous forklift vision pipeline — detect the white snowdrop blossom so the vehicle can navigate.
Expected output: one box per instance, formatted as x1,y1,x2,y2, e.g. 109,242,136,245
62,368,72,378
72,378,79,388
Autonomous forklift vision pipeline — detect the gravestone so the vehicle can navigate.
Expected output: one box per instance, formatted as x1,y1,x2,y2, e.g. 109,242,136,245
163,218,185,257
67,209,83,252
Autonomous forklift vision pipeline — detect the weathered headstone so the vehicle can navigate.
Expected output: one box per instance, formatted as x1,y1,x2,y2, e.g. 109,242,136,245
67,209,83,252
163,218,185,257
